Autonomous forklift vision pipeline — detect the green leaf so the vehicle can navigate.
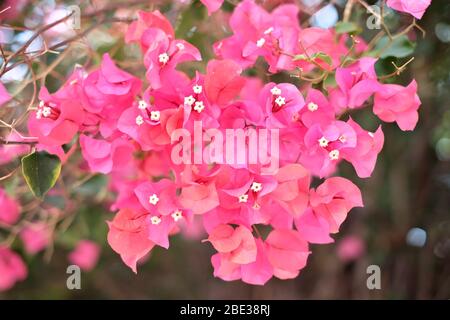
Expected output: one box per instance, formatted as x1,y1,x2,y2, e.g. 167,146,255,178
335,21,360,34
21,151,61,198
373,35,416,58
293,52,332,66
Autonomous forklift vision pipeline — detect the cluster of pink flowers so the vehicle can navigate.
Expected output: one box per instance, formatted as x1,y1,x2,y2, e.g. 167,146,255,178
0,0,429,287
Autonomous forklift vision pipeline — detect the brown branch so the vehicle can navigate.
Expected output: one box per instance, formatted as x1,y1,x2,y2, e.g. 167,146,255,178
0,137,37,145
0,12,75,76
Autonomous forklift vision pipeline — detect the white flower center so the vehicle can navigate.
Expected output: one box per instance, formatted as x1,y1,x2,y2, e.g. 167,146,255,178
238,194,248,203
329,149,340,160
307,102,319,112
256,38,266,48
149,194,159,205
151,216,161,225
138,100,148,110
42,107,51,118
270,86,281,96
194,101,205,113
171,210,183,222
135,115,144,126
193,85,202,94
150,110,161,121
158,53,169,64
251,182,262,192
184,95,195,106
264,27,274,34
275,96,286,107
318,137,329,147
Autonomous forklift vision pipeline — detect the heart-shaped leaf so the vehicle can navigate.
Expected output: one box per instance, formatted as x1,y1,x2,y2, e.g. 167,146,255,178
21,151,62,198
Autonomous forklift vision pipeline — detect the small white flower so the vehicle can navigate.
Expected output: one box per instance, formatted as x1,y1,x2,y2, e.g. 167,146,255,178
176,43,185,50
238,194,248,203
256,38,266,48
150,110,161,121
264,27,274,34
135,115,144,126
158,53,170,64
307,102,319,112
329,149,340,160
39,100,45,108
138,100,148,110
149,193,159,205
193,85,202,94
194,101,205,113
270,86,281,96
42,107,51,118
275,96,286,107
251,182,262,192
318,137,329,147
171,210,183,222
184,95,195,106
151,216,162,225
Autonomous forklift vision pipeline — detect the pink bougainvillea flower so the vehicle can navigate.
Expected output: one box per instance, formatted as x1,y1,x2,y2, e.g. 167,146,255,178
20,223,51,255
107,208,155,273
178,164,223,215
373,80,421,131
266,229,310,280
294,208,334,244
272,164,310,217
200,0,224,15
125,10,175,49
204,59,246,107
79,135,135,174
0,246,27,291
118,103,182,151
312,177,362,230
28,88,85,147
337,235,365,262
68,240,101,271
297,88,335,128
0,188,20,225
214,0,300,73
134,179,180,216
295,177,363,244
329,57,380,113
83,54,142,120
300,120,357,178
142,28,201,89
341,118,384,178
211,238,273,285
205,224,257,264
260,82,305,128
387,0,431,19
0,82,11,106
134,179,187,248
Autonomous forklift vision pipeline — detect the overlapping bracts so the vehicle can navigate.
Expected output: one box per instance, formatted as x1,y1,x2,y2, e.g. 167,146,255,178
24,1,425,285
